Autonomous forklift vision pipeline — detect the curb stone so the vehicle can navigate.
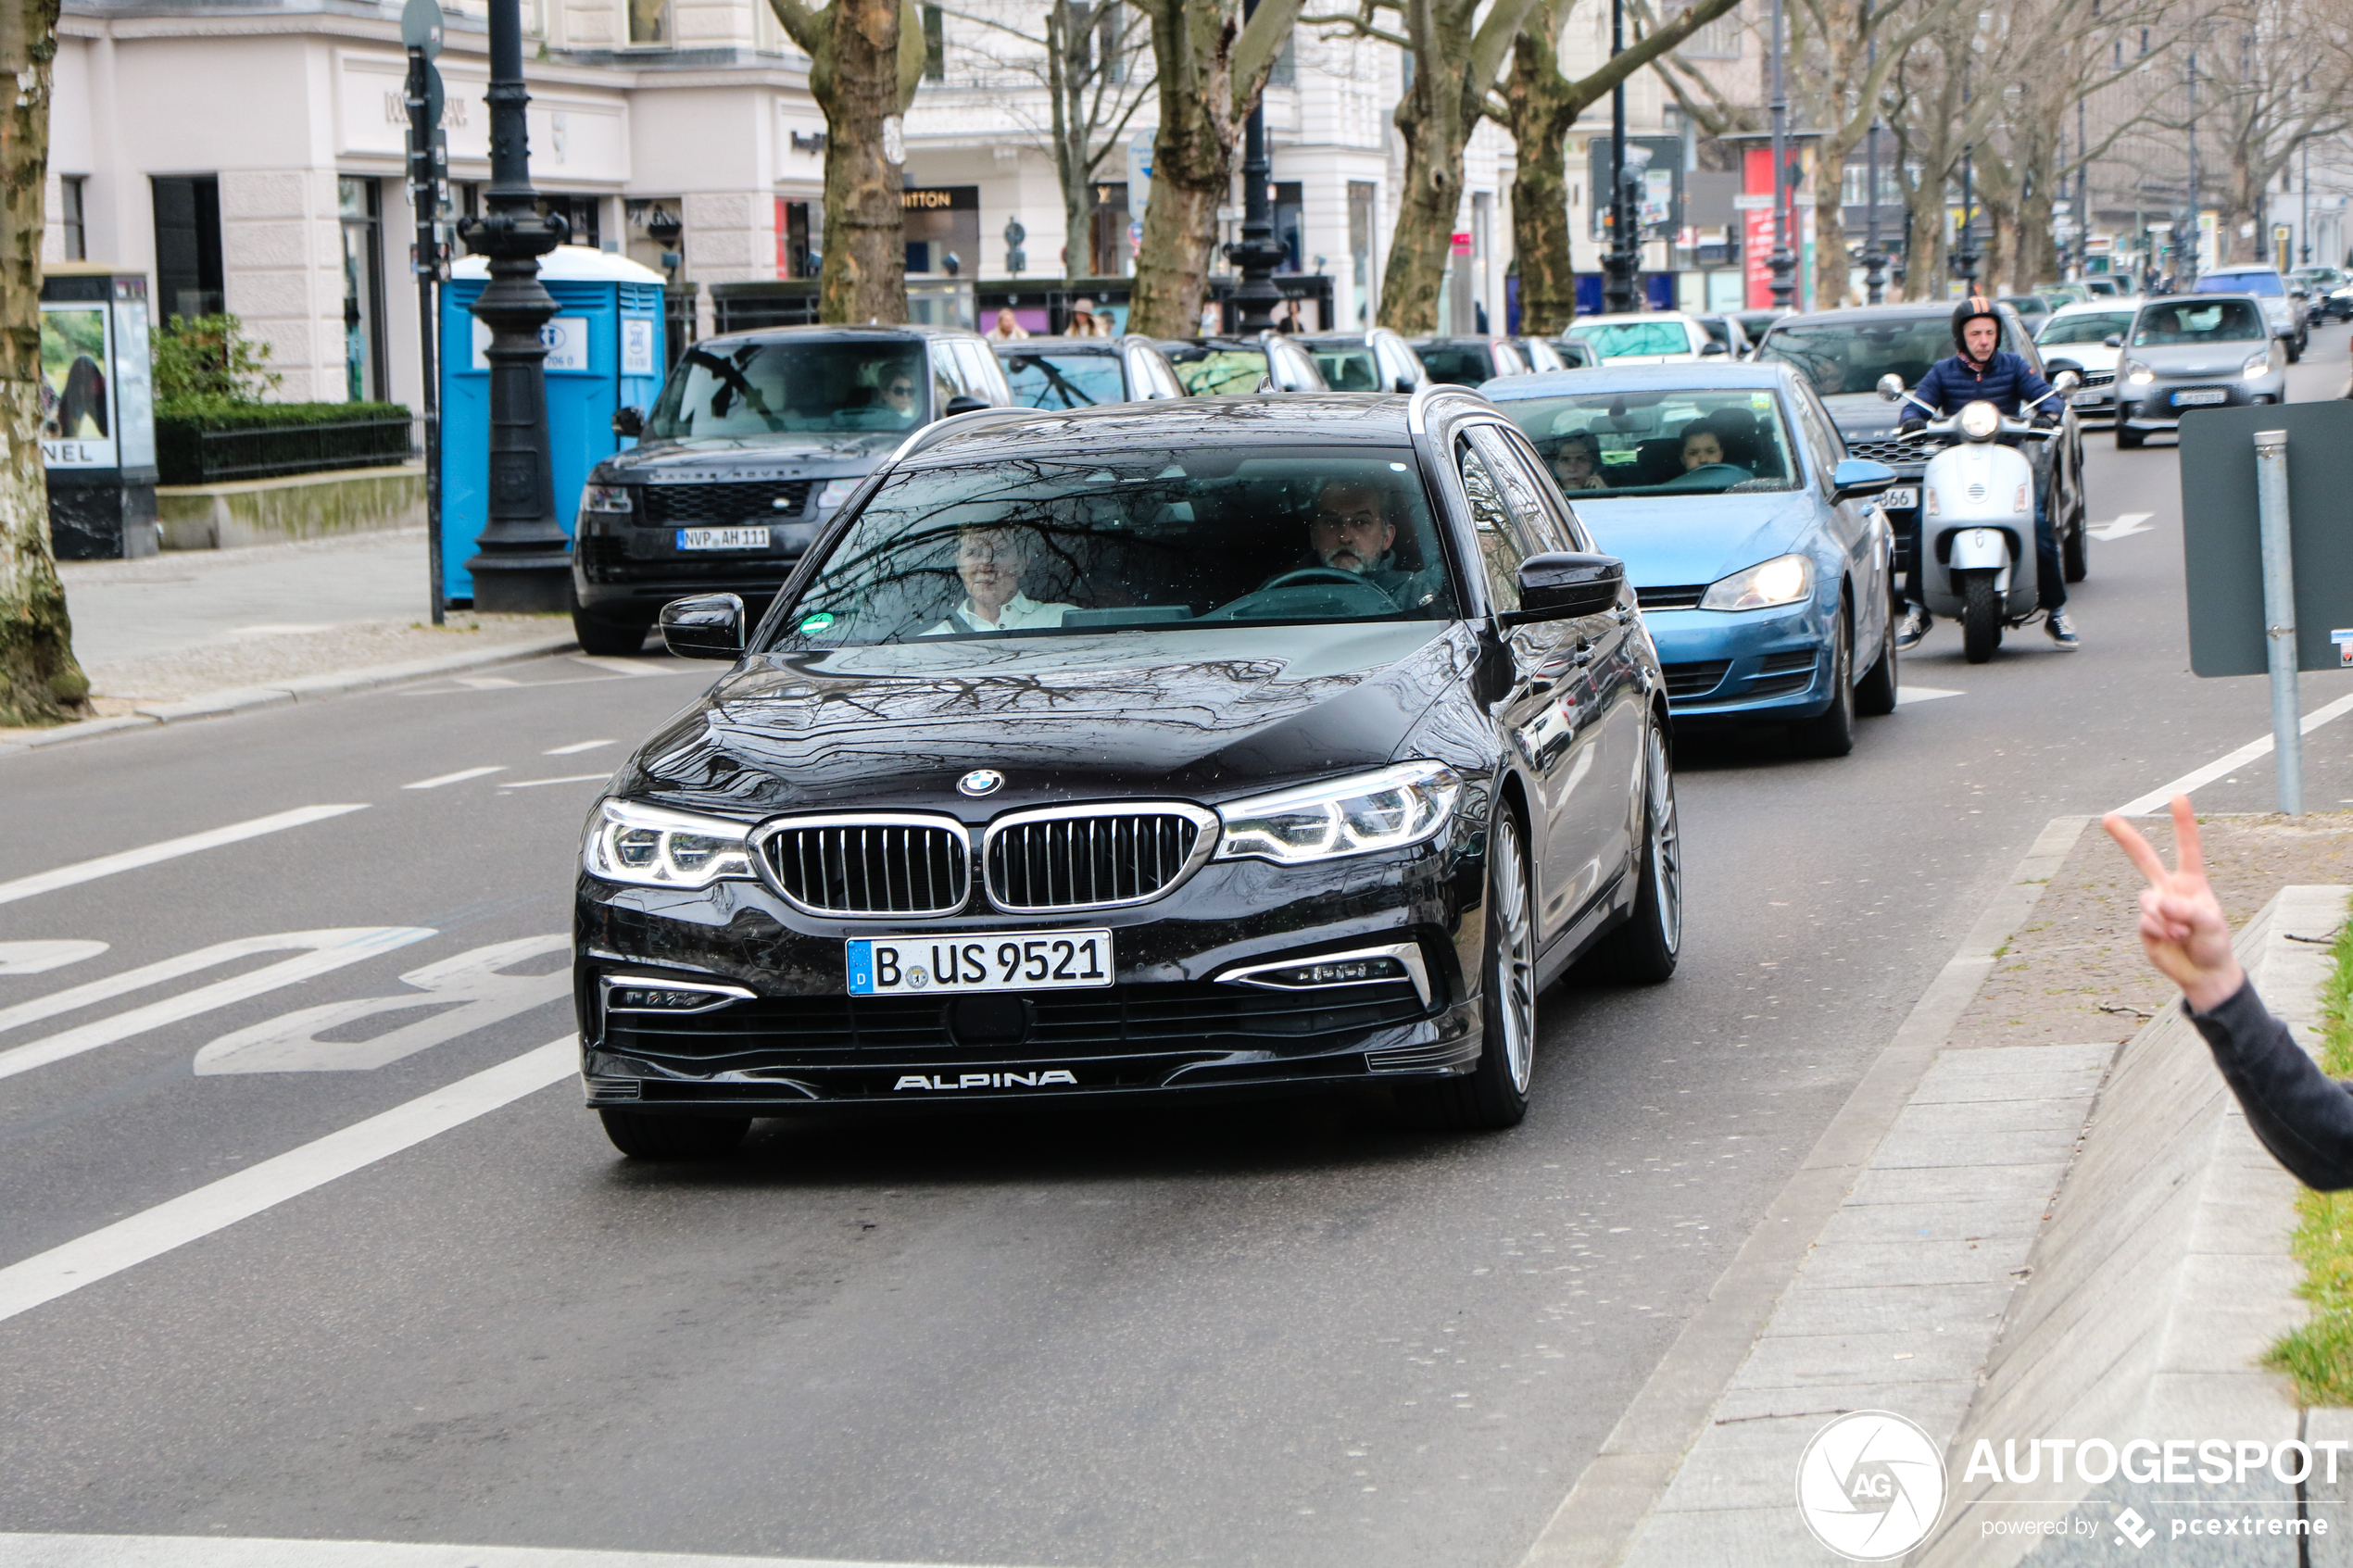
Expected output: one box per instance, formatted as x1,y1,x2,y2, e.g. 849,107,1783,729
0,635,582,757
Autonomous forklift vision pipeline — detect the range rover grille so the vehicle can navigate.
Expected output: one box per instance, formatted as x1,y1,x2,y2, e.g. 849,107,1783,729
644,480,815,527
985,806,1214,912
760,816,969,916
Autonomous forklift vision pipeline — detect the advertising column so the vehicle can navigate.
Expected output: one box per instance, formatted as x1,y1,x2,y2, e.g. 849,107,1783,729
40,267,157,560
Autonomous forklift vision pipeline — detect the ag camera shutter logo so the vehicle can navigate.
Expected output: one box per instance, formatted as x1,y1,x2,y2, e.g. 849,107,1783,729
1795,1410,1947,1561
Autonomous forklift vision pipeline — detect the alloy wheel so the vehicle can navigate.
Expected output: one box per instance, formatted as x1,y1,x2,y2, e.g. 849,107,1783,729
1646,727,1683,958
1493,815,1538,1095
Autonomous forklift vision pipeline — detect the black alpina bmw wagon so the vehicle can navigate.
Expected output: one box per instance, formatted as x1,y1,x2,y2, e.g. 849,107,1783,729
574,389,1680,1158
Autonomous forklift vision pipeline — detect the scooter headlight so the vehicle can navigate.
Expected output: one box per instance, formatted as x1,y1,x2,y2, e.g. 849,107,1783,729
1958,402,2002,441
1699,553,1813,611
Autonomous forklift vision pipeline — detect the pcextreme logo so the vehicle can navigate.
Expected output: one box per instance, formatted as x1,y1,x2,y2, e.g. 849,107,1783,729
1795,1410,1949,1561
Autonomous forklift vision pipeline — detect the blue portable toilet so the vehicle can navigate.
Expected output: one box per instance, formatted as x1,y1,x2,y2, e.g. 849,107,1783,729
439,248,667,606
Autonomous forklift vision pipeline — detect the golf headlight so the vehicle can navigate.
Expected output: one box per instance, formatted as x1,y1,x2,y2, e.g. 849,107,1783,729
1214,761,1462,865
2244,353,2272,379
1958,402,2002,440
580,483,634,514
2125,359,2156,385
584,799,757,888
815,479,861,508
1700,553,1813,611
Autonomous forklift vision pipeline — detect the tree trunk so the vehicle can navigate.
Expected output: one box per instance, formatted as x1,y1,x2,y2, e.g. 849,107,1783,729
1901,177,1946,301
1813,177,1849,308
1128,0,1234,337
1378,69,1469,335
0,0,85,729
1508,126,1577,333
769,0,925,325
1048,2,1092,279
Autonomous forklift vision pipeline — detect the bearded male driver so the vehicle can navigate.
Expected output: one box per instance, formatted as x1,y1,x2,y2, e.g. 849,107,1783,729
924,524,1076,634
2106,798,2353,1187
1896,295,2079,651
1289,479,1446,610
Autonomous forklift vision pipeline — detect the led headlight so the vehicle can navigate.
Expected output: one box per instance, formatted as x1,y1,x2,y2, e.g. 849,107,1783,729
580,483,635,514
2124,359,2156,385
2244,352,2272,379
584,799,757,888
1214,760,1463,865
1957,402,2002,440
815,478,862,508
1699,553,1813,611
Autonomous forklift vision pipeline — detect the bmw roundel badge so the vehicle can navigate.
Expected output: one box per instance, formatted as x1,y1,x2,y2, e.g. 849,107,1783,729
958,769,1005,797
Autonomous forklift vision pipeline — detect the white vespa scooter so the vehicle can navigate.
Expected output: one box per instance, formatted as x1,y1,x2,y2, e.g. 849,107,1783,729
1877,370,2081,663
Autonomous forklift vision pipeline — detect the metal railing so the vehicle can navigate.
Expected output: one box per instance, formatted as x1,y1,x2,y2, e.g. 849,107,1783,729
192,417,416,483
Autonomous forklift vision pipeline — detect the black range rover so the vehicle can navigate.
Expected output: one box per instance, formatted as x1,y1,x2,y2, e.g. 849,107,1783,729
571,324,1012,654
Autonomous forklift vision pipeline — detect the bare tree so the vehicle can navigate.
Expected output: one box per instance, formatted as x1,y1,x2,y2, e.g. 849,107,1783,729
1125,0,1302,338
0,0,86,728
937,1,1157,281
1491,0,1743,334
765,0,929,323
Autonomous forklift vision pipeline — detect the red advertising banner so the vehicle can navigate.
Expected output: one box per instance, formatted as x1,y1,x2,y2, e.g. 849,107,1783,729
1744,207,1778,308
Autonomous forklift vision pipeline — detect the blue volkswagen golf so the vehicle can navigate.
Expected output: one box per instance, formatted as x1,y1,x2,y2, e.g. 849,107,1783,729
1481,362,1900,757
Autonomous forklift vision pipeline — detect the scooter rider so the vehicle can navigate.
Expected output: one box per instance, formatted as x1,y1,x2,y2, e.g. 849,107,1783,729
1895,296,2079,650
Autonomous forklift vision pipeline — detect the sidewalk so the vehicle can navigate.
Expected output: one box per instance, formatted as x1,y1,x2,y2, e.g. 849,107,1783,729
2,530,582,751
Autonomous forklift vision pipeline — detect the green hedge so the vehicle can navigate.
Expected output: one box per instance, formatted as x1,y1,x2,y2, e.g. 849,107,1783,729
156,399,413,484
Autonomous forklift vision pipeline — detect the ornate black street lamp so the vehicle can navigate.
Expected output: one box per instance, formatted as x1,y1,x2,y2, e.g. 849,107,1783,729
1602,0,1643,315
1767,0,1794,310
453,0,569,612
1223,0,1288,333
1863,38,1885,305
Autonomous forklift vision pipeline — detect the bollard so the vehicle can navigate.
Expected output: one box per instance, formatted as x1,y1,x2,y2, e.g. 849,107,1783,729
2254,429,2303,814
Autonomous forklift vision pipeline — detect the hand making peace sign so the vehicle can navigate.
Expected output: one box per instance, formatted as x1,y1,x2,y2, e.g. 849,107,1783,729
2101,796,2247,1014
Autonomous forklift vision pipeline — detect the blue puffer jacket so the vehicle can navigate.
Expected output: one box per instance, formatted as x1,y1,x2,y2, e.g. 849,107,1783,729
1905,349,2055,423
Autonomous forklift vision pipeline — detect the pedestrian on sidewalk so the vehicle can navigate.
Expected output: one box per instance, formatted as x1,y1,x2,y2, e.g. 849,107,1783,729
2107,797,2353,1188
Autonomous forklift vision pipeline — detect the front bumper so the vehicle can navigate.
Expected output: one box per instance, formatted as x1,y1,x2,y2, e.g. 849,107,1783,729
1644,600,1835,721
2118,376,2283,430
574,821,1490,1114
571,509,835,625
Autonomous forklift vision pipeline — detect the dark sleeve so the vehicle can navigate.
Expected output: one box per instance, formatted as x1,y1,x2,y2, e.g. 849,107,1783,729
1912,358,1955,414
2013,356,2055,412
2187,979,2353,1189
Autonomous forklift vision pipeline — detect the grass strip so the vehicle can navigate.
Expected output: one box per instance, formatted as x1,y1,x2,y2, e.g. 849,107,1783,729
2266,900,2353,1404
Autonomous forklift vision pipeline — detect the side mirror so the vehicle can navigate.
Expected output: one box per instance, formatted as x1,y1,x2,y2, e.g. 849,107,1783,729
1876,373,1906,401
1831,457,1899,502
1393,373,1419,394
1699,339,1729,357
941,395,991,417
611,406,645,438
2051,369,2082,393
660,593,746,660
2104,333,2124,348
1504,552,1625,624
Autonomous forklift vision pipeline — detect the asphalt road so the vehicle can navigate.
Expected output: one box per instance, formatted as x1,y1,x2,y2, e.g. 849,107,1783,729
5,333,2352,1568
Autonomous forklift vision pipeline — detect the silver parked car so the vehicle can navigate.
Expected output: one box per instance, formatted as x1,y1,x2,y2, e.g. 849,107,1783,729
1296,328,1429,393
2114,295,2286,449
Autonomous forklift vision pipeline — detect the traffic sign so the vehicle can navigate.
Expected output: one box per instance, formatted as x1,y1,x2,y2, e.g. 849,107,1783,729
401,0,444,56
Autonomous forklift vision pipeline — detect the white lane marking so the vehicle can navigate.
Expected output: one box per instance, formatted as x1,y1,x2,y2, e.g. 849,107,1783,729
2113,691,2353,816
499,772,610,790
195,935,571,1074
573,655,667,678
0,1037,574,1326
2087,511,2156,541
0,1536,1050,1568
455,674,522,689
0,928,436,1083
1895,685,1964,706
229,622,336,637
0,805,367,909
544,738,613,755
0,941,107,975
402,765,508,790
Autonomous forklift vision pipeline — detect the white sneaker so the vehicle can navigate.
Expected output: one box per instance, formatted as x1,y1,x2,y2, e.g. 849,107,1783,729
2045,608,2080,648
1895,606,1931,650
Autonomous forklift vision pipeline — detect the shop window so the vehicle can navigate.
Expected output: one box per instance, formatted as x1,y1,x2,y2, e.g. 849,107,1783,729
1268,28,1296,87
1273,182,1302,272
1088,182,1129,278
537,194,601,248
338,175,388,403
151,174,223,321
58,176,85,262
780,199,817,279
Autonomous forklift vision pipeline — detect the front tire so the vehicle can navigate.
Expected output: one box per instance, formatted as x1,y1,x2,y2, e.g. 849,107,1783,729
2117,423,2144,450
1414,809,1537,1131
573,608,650,657
1792,605,1856,757
1856,613,1899,717
599,1110,749,1160
2062,514,2088,583
1584,722,1682,985
1961,571,2003,662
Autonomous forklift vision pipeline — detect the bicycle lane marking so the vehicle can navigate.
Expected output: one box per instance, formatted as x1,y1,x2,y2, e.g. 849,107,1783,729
2111,690,2353,816
0,805,367,909
0,1035,576,1325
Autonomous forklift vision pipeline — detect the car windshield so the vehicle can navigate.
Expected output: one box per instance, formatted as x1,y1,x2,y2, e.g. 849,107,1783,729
1167,347,1269,397
647,339,925,439
1311,344,1382,391
772,446,1461,646
1756,317,1957,395
1579,321,1692,358
2197,271,2284,296
2038,311,2134,345
1493,388,1802,498
2133,299,2267,344
1001,350,1126,409
1416,344,1497,385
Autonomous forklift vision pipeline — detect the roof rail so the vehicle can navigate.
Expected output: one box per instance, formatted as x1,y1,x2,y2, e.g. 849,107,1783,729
886,406,1039,466
1405,382,1493,436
